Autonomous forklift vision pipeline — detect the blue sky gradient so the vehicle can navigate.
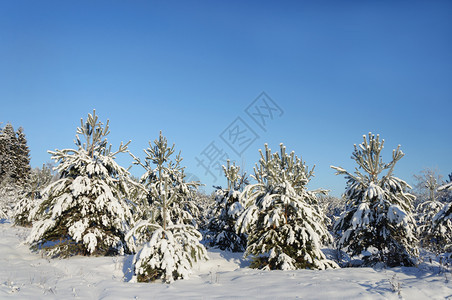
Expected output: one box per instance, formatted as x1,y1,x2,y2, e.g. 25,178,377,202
1,1,451,195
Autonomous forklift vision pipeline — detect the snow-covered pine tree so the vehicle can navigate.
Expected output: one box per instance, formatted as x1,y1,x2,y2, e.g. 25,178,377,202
14,127,31,185
6,126,32,223
412,169,444,206
126,132,208,283
125,175,146,223
26,110,133,257
14,164,55,227
0,124,31,185
439,173,452,204
430,176,452,257
237,143,338,270
0,176,18,219
0,123,23,218
414,170,445,253
0,123,18,184
128,138,200,227
208,160,247,252
318,195,345,231
331,133,418,267
438,173,452,194
191,190,216,231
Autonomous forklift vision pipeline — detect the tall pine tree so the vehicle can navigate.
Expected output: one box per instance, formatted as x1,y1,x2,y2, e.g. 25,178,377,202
26,110,133,257
0,123,31,218
237,143,337,270
0,123,18,183
332,133,418,267
15,127,31,185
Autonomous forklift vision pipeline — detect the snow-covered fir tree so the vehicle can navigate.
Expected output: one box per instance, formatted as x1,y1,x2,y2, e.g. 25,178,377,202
237,143,338,270
125,175,147,223
414,169,445,253
15,127,31,185
331,133,418,267
128,139,200,227
439,173,452,204
0,124,31,218
14,164,55,227
0,124,31,185
318,195,346,231
0,123,18,184
430,176,452,257
126,132,208,283
207,160,247,252
0,176,17,219
412,169,447,207
191,190,216,230
26,110,133,257
438,173,452,196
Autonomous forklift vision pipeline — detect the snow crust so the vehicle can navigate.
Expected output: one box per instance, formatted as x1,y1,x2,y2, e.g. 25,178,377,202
1,223,452,299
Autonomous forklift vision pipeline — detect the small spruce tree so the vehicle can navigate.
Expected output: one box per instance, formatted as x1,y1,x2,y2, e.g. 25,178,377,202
412,169,443,207
208,160,247,252
318,195,346,231
430,176,452,257
14,164,55,227
0,176,18,219
237,143,338,270
126,132,208,283
414,170,445,253
331,133,418,267
26,110,133,257
192,190,216,230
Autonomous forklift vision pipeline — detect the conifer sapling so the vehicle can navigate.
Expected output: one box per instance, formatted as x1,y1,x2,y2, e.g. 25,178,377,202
26,110,133,257
208,160,247,252
237,143,338,270
331,133,418,267
126,132,207,283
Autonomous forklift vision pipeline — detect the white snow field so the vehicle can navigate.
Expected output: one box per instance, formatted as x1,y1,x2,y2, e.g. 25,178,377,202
1,222,451,299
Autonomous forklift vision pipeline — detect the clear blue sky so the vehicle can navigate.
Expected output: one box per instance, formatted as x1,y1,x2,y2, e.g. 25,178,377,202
1,1,451,196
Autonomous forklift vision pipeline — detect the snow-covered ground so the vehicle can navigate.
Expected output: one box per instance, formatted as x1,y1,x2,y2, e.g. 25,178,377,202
1,222,451,299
